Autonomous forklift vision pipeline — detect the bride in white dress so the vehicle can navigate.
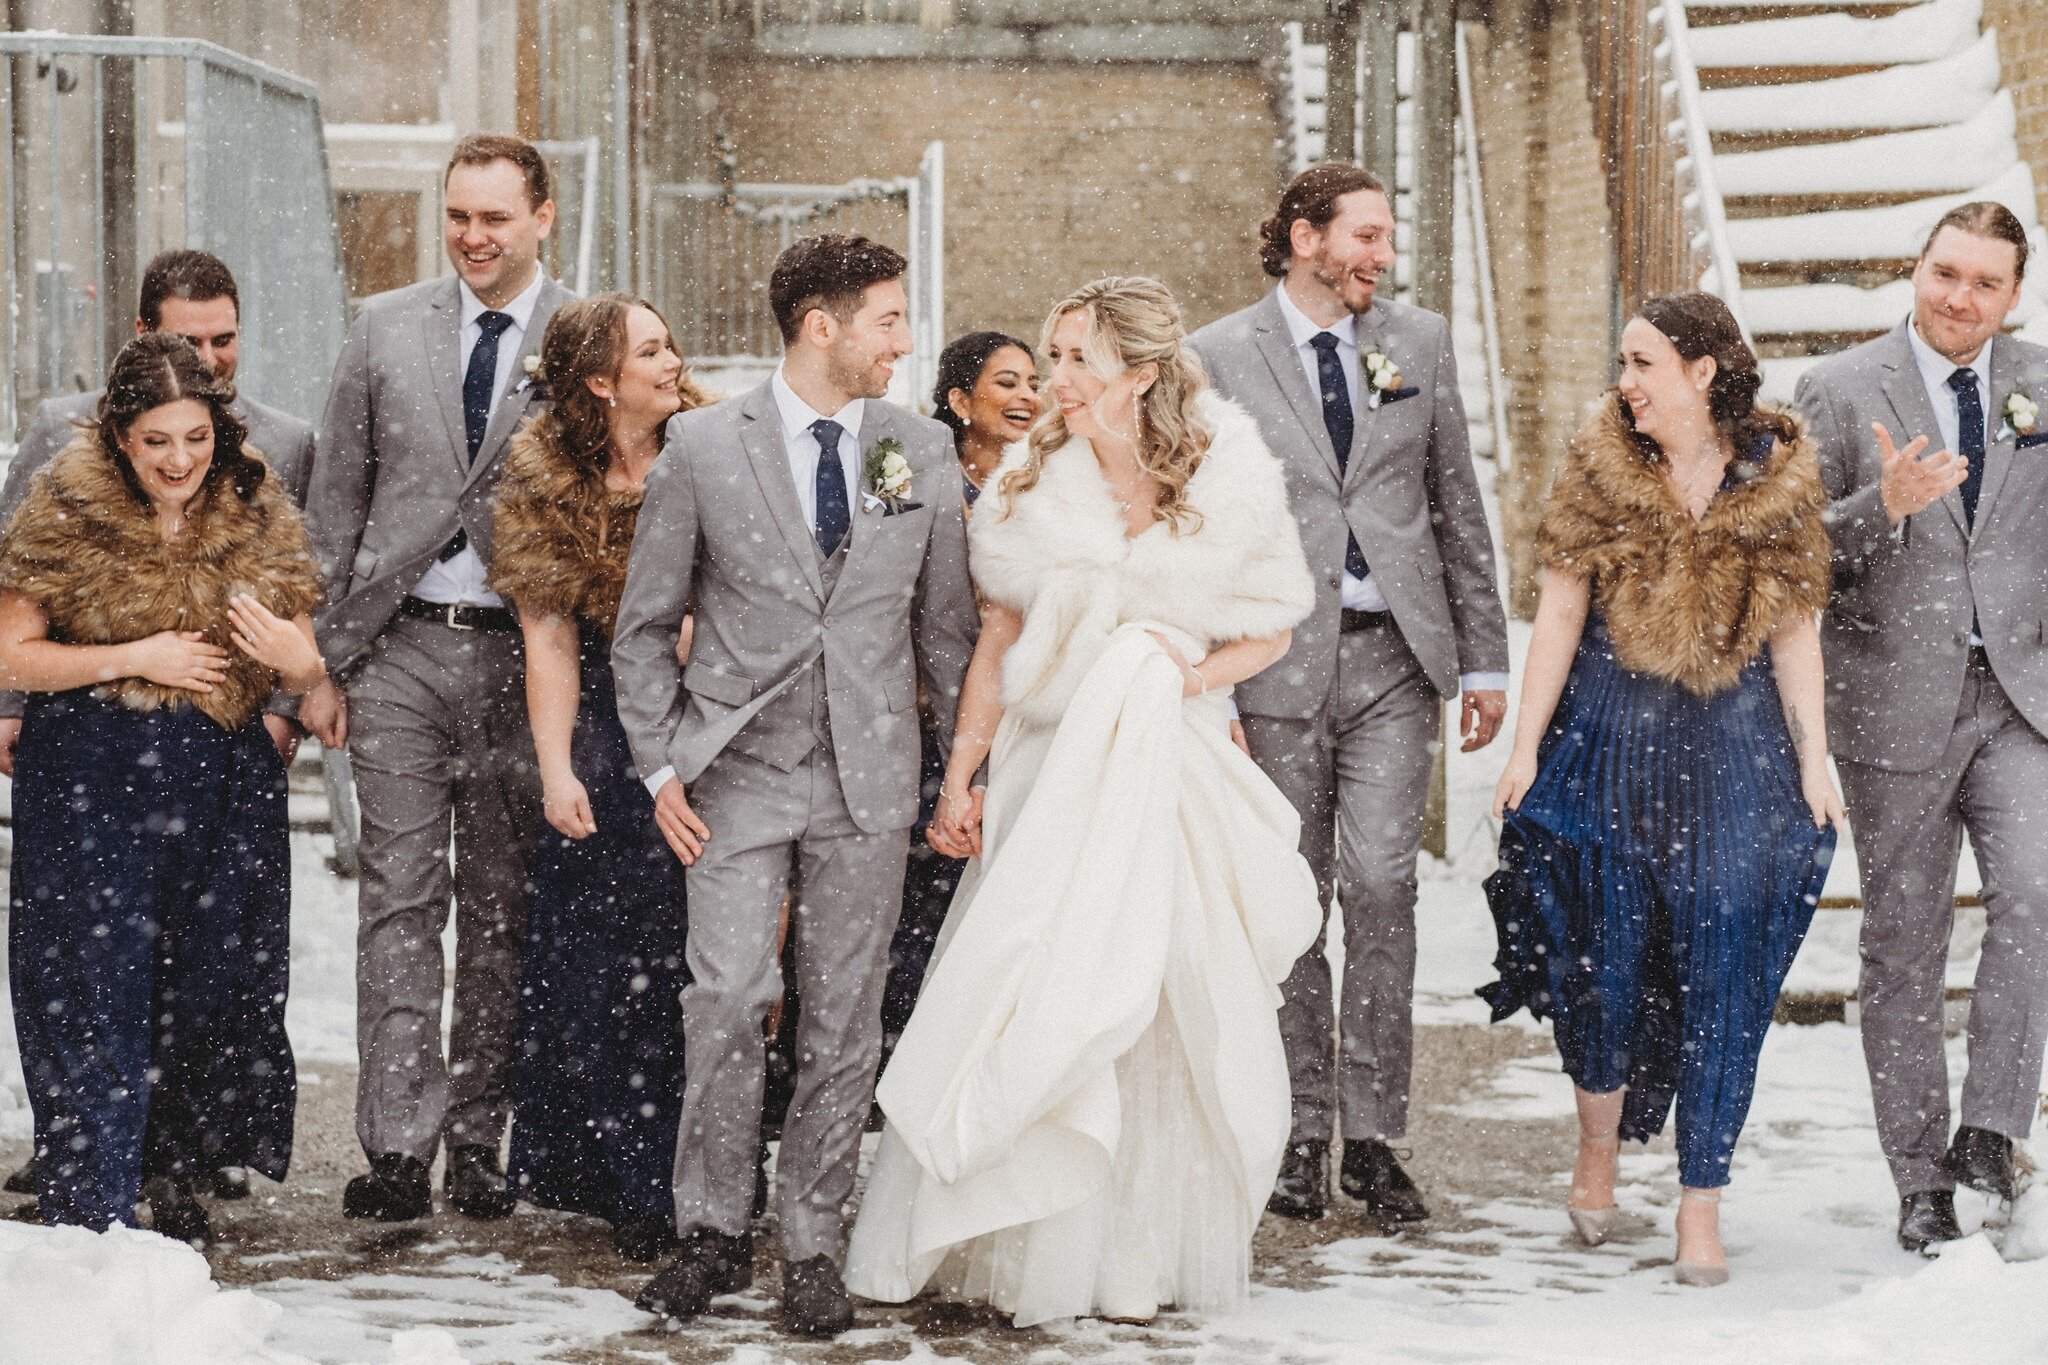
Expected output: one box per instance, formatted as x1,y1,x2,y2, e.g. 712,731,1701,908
844,277,1325,1326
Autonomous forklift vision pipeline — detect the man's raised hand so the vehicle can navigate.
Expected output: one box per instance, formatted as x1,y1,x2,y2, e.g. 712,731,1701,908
1875,422,1968,526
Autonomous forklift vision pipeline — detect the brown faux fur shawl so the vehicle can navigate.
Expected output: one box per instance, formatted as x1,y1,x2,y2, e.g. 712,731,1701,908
0,438,323,729
1536,400,1829,696
488,423,643,634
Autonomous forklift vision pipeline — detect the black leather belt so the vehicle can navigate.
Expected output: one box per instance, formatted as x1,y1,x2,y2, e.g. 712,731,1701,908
400,596,519,632
1340,607,1394,634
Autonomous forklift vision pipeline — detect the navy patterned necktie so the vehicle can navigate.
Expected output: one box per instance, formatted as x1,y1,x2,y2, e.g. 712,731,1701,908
464,310,515,463
1950,367,1986,526
1309,331,1372,580
812,418,851,558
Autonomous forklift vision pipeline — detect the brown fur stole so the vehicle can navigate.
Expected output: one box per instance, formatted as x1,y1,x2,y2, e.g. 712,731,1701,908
1536,400,1829,696
488,423,642,634
0,437,323,729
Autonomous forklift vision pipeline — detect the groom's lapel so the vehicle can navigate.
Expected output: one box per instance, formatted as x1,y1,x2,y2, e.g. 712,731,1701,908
738,383,828,602
834,406,894,602
422,280,469,481
1877,326,1968,539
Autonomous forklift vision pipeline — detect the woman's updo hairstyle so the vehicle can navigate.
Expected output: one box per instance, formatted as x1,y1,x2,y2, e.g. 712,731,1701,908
931,329,1034,450
528,292,714,483
997,276,1212,533
98,330,263,504
1625,291,1797,465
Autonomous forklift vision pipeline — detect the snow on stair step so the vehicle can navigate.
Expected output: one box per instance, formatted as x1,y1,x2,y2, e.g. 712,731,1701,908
1699,31,2000,134
1747,277,2047,336
1717,91,2018,198
1686,0,1980,71
1726,161,2041,263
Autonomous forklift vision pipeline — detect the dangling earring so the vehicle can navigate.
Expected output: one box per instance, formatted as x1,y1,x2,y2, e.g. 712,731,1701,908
1131,388,1144,439
608,395,617,408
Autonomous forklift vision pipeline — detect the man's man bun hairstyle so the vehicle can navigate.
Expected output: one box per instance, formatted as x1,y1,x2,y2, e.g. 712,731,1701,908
445,133,552,212
769,234,909,345
138,249,238,330
1259,163,1387,278
1920,200,2030,281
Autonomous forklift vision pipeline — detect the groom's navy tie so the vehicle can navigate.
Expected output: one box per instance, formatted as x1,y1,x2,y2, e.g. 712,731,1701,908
439,308,515,562
1310,331,1371,581
1950,367,1987,527
812,418,851,558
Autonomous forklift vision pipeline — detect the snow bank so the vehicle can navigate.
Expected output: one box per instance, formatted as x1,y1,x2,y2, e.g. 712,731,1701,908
1687,0,1979,72
1701,33,1999,135
0,1223,465,1365
1717,91,2018,198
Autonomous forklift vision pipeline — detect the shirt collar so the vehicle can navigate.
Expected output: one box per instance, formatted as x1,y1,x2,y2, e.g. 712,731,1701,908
772,366,864,447
1907,316,1991,391
458,270,546,334
1275,284,1357,352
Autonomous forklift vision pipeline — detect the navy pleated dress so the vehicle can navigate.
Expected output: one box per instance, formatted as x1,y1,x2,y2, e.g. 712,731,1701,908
508,624,688,1229
1482,404,1837,1190
12,691,296,1227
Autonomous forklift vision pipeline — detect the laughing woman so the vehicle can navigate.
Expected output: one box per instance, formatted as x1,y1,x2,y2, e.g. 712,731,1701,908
492,293,714,1261
0,333,324,1244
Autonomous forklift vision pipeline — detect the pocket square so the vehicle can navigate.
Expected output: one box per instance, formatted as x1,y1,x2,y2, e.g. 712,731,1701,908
885,500,925,516
2018,430,2048,451
1380,385,1422,406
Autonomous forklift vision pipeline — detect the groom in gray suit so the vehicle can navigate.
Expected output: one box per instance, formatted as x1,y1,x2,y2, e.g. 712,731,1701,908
1794,201,2048,1253
1189,163,1509,1224
613,234,976,1337
301,134,572,1224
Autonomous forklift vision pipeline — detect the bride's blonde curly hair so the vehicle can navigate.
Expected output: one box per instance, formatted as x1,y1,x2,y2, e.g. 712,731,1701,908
995,275,1211,533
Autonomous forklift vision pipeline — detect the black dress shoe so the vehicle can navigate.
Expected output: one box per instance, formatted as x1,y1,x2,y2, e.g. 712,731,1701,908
143,1175,212,1248
3,1157,37,1195
1898,1189,1963,1254
635,1228,754,1320
342,1153,432,1221
206,1166,250,1201
445,1144,515,1220
1341,1139,1430,1223
782,1253,854,1338
1944,1126,2017,1202
1267,1140,1329,1221
611,1215,681,1264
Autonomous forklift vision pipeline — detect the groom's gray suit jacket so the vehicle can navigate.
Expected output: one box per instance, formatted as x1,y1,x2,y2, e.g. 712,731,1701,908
612,379,978,834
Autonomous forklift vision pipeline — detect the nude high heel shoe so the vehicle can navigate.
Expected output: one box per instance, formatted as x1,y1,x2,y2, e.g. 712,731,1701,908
1673,1188,1730,1286
1567,1132,1620,1247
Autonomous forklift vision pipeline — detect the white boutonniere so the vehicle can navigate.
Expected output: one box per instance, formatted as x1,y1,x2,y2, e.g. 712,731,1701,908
862,438,917,512
515,351,544,396
1362,348,1403,409
2004,390,2039,438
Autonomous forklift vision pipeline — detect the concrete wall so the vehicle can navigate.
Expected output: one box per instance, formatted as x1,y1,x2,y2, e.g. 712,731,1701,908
1466,0,1613,618
696,55,1284,350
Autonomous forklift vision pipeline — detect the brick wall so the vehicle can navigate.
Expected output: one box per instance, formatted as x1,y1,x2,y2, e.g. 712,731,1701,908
1985,0,2048,227
699,56,1283,349
1467,0,1614,618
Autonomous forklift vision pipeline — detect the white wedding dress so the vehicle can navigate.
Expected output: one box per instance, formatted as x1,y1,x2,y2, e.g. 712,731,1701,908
844,394,1323,1326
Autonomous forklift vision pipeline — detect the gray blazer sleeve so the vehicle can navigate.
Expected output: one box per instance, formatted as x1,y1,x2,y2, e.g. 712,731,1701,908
610,417,702,783
1421,316,1511,677
912,453,978,760
0,401,91,720
1794,368,1892,589
306,313,377,637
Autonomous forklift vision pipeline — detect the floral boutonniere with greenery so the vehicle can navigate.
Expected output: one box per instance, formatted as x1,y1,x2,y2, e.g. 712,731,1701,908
1363,348,1420,409
863,438,921,513
515,351,547,399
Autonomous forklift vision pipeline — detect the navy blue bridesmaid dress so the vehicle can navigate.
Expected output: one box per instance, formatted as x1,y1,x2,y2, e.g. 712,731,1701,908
508,624,687,1232
11,689,294,1228
1482,612,1835,1188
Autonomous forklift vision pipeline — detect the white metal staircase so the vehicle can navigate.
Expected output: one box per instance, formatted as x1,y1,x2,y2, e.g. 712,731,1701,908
1679,0,2047,397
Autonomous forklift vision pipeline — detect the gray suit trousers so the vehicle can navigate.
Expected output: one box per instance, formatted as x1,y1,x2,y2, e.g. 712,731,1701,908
1243,618,1439,1144
1839,656,2048,1197
676,744,909,1260
348,615,540,1161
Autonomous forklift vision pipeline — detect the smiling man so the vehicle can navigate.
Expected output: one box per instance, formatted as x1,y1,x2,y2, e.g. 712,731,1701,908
301,134,572,1225
1188,163,1510,1226
1793,201,2048,1255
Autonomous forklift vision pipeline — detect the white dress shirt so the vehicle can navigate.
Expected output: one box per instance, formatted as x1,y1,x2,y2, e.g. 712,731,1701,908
412,270,547,606
645,367,868,798
1272,286,1507,696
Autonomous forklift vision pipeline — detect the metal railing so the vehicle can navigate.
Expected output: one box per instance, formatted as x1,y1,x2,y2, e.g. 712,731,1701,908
0,33,349,435
1456,23,1514,472
1653,0,1751,343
